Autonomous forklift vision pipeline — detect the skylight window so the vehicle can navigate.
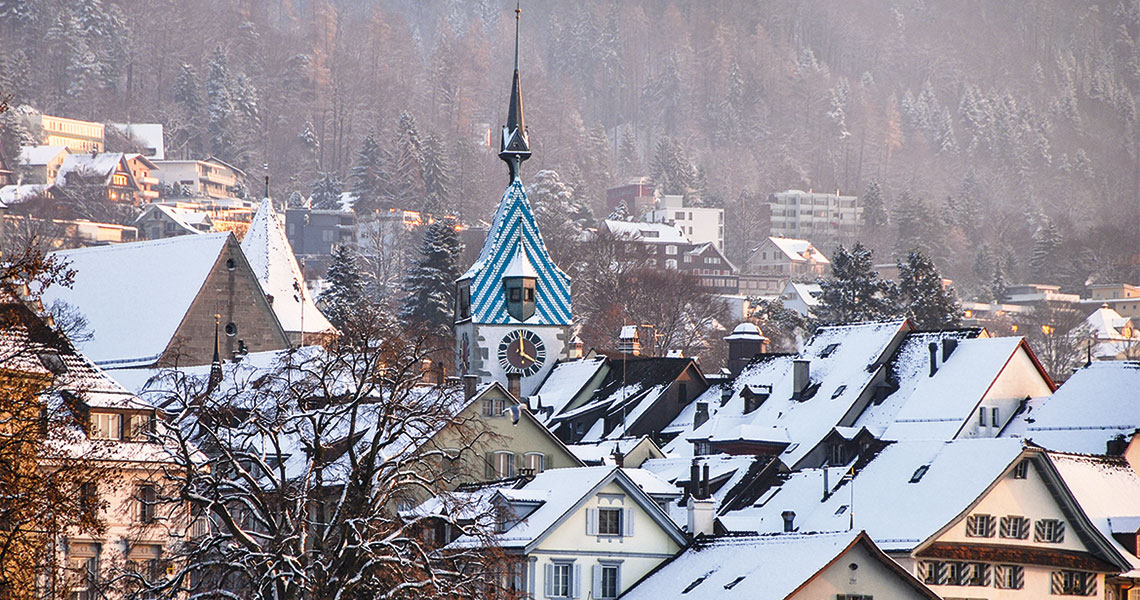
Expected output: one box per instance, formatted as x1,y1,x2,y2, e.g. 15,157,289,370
723,576,746,590
819,343,840,358
835,505,849,515
682,571,715,594
909,465,930,483
831,385,847,399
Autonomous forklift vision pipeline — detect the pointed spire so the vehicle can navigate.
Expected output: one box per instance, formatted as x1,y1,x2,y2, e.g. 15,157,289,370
499,0,531,181
208,313,223,391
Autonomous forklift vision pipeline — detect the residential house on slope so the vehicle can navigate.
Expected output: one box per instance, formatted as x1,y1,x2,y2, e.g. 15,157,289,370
595,219,739,293
42,232,289,369
622,531,942,600
720,439,1139,599
739,237,830,296
17,144,69,184
55,152,156,205
414,467,688,600
241,199,335,344
1083,304,1139,360
134,204,215,239
151,157,245,200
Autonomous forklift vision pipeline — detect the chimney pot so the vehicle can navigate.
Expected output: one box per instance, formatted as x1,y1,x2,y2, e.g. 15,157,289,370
928,342,939,377
701,464,710,499
694,401,710,429
781,510,796,532
463,374,478,400
507,372,522,401
942,338,958,362
690,461,700,499
793,359,811,396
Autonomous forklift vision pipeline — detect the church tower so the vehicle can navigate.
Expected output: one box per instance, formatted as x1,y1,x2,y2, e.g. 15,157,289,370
455,3,572,397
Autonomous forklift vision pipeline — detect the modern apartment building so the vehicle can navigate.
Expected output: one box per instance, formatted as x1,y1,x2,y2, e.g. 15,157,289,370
768,189,862,241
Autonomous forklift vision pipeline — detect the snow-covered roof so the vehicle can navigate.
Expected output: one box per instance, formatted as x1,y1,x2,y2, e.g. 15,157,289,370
42,233,233,367
1050,452,1140,575
241,199,334,336
109,123,164,159
641,454,764,521
501,237,539,279
56,152,127,185
18,144,68,166
1085,305,1138,357
668,320,909,468
622,531,937,600
766,236,830,264
719,438,1025,552
565,436,658,467
440,466,685,550
724,322,765,341
136,204,212,236
532,357,607,422
879,336,1034,441
601,219,691,244
1020,361,1140,454
0,184,50,204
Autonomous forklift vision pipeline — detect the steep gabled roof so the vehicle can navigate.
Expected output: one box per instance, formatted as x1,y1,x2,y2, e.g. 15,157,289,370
1019,361,1140,453
241,199,334,336
18,144,69,166
56,152,129,186
623,531,940,600
42,233,233,367
459,180,571,325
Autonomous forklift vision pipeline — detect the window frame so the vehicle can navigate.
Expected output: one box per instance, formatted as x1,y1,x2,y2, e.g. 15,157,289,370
965,513,996,538
597,507,623,536
1000,515,1030,539
1035,518,1066,543
994,564,1024,589
596,562,621,599
137,483,158,524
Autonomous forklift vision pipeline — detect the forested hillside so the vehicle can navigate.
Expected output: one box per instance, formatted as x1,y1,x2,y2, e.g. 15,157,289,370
1,0,1137,295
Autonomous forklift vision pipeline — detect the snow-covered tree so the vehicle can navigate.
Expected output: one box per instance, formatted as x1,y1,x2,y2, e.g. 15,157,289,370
862,180,888,228
400,220,463,334
384,112,426,211
897,250,960,329
814,243,897,325
286,190,307,209
205,46,234,162
310,172,343,211
317,244,367,329
420,133,451,216
530,169,591,264
350,133,383,216
1029,219,1063,281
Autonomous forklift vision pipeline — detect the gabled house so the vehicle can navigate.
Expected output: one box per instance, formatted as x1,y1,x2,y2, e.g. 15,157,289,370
17,144,69,184
778,281,821,318
240,199,335,345
42,232,290,368
416,466,688,600
1083,304,1139,359
55,152,154,205
722,439,1138,599
134,204,215,239
545,356,708,445
739,237,830,296
622,531,942,600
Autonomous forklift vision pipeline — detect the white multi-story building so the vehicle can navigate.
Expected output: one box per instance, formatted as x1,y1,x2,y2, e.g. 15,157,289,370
768,189,861,241
644,194,725,250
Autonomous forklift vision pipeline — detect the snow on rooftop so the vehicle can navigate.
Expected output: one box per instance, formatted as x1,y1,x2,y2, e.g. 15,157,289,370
18,144,68,165
1022,361,1140,454
879,336,1025,441
532,357,607,423
56,152,125,184
241,199,334,336
0,184,50,204
43,233,232,367
675,321,908,467
720,438,1025,552
602,219,690,244
767,236,829,264
1050,452,1140,573
110,123,165,159
622,531,861,600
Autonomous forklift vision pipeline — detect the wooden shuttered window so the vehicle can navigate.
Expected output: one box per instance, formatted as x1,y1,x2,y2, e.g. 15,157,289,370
965,513,995,537
1035,518,1066,543
995,564,1024,589
1000,515,1030,539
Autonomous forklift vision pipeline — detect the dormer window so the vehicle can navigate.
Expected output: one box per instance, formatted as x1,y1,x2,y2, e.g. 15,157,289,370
90,412,121,440
503,277,536,321
456,282,470,320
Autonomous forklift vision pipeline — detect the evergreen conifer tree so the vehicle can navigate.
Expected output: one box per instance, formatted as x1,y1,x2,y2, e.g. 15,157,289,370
815,243,898,325
1029,219,1063,280
607,203,631,222
897,250,961,329
310,172,343,210
349,133,382,216
206,46,234,162
400,220,464,333
317,244,367,329
420,133,452,216
991,261,1008,303
286,190,307,209
862,180,888,228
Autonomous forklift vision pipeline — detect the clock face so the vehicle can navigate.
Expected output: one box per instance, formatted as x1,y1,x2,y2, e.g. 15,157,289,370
498,329,546,377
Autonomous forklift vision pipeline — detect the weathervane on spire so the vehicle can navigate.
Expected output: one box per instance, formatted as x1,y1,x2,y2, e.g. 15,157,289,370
499,0,531,182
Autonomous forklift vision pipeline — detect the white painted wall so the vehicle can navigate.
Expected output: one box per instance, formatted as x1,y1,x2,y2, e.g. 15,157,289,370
530,481,682,599
964,347,1054,438
793,542,932,600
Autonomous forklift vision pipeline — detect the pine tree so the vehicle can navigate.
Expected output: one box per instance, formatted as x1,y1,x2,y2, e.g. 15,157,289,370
991,260,1008,303
862,180,888,227
173,64,201,117
206,46,234,162
617,128,640,177
1029,219,1063,281
384,112,425,211
420,133,452,216
897,250,961,329
317,244,367,329
310,172,343,210
286,190,307,209
349,133,382,216
893,191,941,260
607,203,631,221
814,243,898,325
400,220,464,333
531,169,590,263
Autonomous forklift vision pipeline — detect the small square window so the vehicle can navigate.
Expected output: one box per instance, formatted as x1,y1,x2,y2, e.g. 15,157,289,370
1011,460,1029,479
1035,519,1065,543
598,507,622,536
965,514,995,537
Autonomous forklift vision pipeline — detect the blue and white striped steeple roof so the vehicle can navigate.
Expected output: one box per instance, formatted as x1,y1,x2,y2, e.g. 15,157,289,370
459,178,572,325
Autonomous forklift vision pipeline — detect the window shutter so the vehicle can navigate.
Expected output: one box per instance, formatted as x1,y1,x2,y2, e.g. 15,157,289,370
592,565,602,598
585,508,598,535
572,564,582,599
1051,571,1064,594
484,453,494,479
985,516,996,537
544,564,554,598
1035,519,1046,541
623,508,635,537
1056,521,1066,542
1000,516,1011,538
1013,566,1024,589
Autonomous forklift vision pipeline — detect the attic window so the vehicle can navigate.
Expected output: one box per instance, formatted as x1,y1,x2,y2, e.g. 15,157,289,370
819,343,840,358
224,323,238,336
37,351,68,375
831,385,847,399
1011,460,1029,479
909,465,930,483
226,258,236,270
